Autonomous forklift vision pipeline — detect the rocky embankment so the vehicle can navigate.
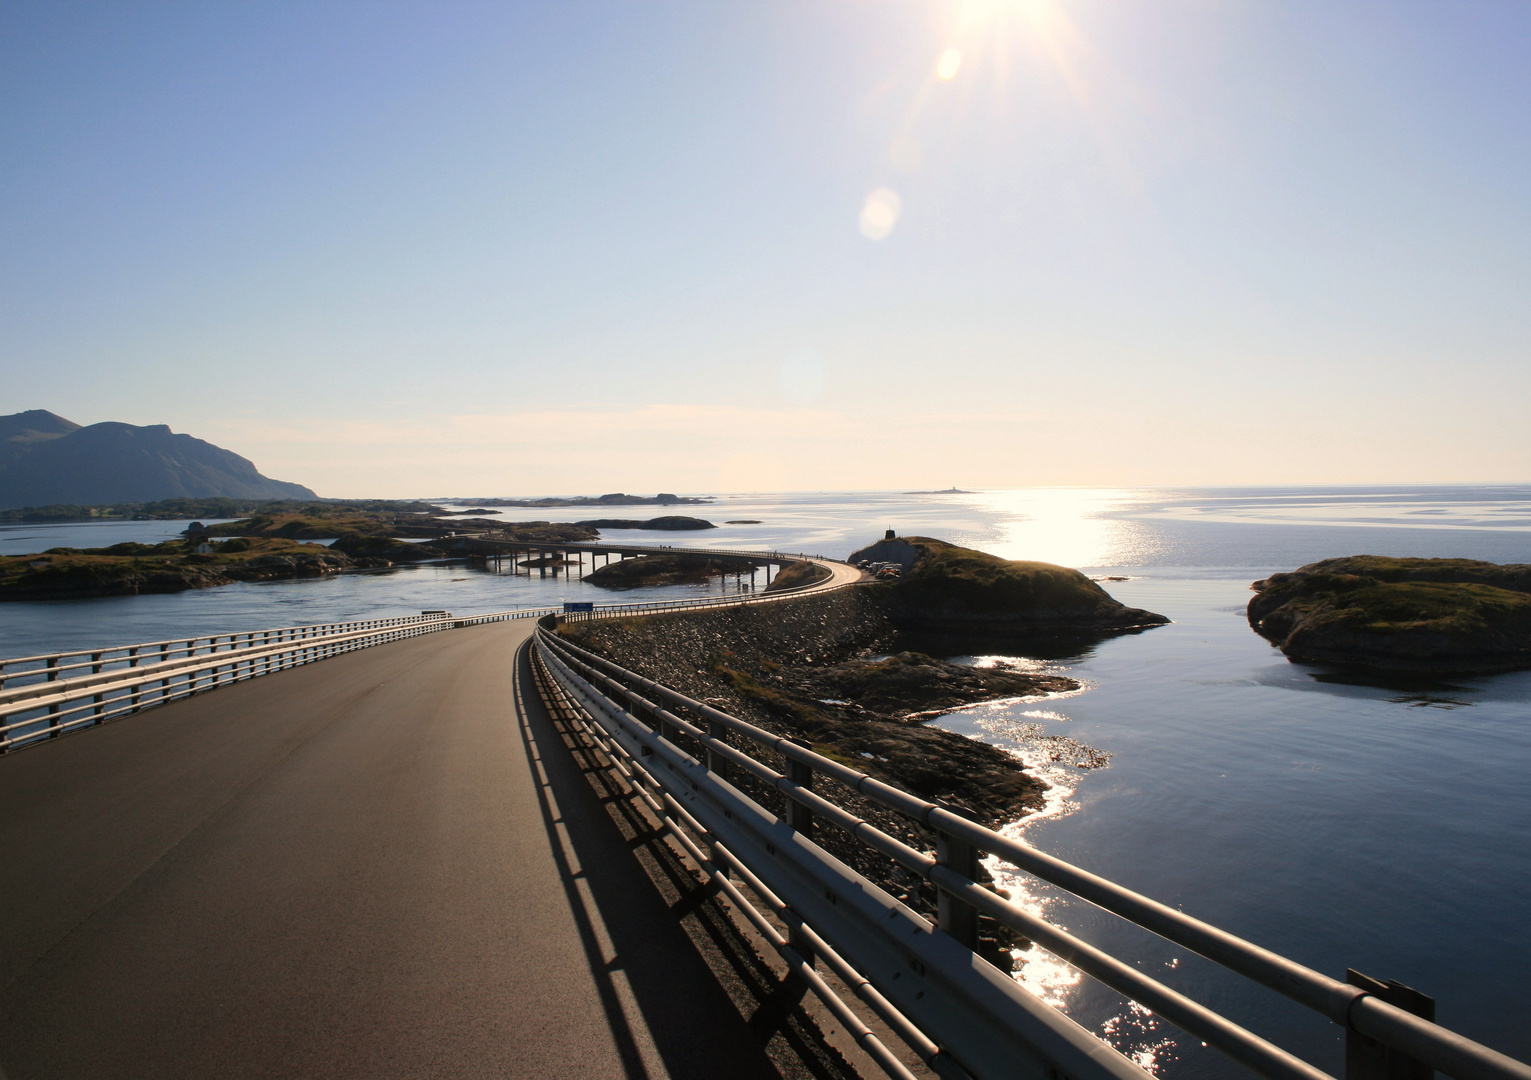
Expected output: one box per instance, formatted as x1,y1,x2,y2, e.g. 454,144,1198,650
852,536,1168,633
557,587,1079,968
558,588,1069,825
0,538,388,601
1249,556,1531,674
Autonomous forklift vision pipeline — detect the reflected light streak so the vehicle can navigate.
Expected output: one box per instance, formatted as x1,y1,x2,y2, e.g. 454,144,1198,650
969,488,1157,568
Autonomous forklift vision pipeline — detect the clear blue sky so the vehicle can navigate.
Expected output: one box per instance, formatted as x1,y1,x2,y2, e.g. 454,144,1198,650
3,1,1527,496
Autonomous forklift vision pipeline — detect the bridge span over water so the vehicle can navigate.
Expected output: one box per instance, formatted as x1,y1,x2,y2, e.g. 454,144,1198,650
439,533,841,587
0,545,1525,1080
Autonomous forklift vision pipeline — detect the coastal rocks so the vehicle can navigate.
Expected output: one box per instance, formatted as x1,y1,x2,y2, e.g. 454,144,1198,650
0,559,234,599
556,589,1052,826
1249,556,1531,674
328,534,444,562
574,516,715,531
763,560,831,592
854,536,1168,634
586,553,758,588
471,522,599,543
0,539,359,600
792,652,1078,718
470,492,708,508
223,550,352,581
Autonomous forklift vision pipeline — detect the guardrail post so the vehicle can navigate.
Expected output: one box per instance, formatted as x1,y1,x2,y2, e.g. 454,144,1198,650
705,717,729,779
92,652,104,722
46,657,60,737
936,811,980,950
783,739,814,837
1345,970,1435,1080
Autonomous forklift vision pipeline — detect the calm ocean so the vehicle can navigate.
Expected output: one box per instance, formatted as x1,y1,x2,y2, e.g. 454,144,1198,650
3,485,1528,1076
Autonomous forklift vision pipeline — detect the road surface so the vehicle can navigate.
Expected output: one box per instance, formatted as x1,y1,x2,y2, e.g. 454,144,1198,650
0,620,797,1079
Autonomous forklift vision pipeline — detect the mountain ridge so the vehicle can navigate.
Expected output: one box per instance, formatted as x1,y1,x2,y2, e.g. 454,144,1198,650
0,410,317,509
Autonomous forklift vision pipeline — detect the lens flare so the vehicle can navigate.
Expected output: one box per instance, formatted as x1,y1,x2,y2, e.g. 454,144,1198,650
936,47,962,80
858,188,902,241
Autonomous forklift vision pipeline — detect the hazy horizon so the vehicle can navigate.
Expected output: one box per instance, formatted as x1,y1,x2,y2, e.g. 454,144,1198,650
4,1,1527,496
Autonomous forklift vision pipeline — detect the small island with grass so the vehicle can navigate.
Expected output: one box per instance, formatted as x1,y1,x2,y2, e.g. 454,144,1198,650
852,535,1169,633
1249,556,1531,674
0,537,381,600
586,553,760,587
573,516,715,531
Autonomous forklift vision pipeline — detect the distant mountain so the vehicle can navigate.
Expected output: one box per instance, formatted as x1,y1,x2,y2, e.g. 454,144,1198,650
0,410,318,509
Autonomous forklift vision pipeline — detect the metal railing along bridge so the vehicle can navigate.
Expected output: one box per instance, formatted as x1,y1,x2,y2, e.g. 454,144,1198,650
529,619,1531,1080
0,553,851,753
5,548,1527,1080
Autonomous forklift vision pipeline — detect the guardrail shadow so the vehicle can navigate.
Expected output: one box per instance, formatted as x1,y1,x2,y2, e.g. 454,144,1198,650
510,640,860,1080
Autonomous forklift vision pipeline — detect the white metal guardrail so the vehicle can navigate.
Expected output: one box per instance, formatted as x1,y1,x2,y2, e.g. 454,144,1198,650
7,545,1529,1079
531,619,1531,1080
0,552,854,753
0,607,554,752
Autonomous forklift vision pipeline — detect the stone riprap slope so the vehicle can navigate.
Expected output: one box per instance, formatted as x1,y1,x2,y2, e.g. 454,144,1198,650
558,588,1060,826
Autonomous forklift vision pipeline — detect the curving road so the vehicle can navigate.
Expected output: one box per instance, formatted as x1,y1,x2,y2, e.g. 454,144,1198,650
0,620,802,1080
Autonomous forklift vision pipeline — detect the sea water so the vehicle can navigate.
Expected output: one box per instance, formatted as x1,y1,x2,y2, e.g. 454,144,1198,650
2,485,1528,1076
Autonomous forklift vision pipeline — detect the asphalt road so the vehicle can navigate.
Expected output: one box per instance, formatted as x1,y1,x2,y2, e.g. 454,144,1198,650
0,620,790,1080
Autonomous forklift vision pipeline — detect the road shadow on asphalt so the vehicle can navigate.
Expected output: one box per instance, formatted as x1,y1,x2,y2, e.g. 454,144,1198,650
511,640,862,1080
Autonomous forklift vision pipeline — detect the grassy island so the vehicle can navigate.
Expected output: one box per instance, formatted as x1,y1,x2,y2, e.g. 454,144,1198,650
1249,556,1531,674
852,536,1168,632
762,560,830,592
0,537,368,601
586,553,758,588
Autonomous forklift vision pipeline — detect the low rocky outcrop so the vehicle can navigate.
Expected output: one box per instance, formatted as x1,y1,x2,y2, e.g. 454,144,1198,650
794,651,1077,718
586,553,758,587
470,492,709,508
0,538,361,600
852,536,1168,633
328,534,444,562
556,589,1051,826
763,560,831,593
470,522,600,543
1249,556,1531,674
575,516,715,531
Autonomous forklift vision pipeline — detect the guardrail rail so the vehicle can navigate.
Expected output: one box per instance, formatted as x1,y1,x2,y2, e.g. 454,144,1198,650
0,549,854,754
531,617,1531,1080
0,607,552,752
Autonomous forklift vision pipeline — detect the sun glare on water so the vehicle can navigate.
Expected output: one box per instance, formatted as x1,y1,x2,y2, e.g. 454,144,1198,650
970,488,1157,568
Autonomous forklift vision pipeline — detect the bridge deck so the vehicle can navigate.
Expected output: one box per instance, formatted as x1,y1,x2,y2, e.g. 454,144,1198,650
0,622,792,1079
